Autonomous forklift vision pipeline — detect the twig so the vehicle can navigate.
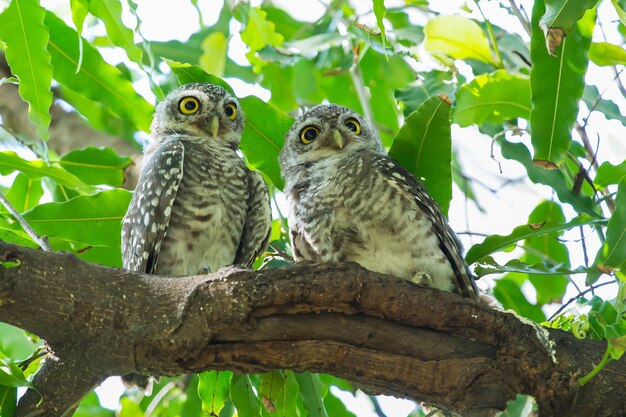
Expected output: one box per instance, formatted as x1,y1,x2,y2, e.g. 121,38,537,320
457,231,490,237
369,395,390,417
0,123,48,160
548,281,615,321
268,244,294,262
574,122,616,213
145,381,177,417
0,191,52,251
580,226,589,268
349,64,375,127
506,0,531,36
597,16,626,99
476,2,503,68
582,69,624,129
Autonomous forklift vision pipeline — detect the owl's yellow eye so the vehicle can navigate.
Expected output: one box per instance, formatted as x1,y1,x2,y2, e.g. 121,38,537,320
224,102,237,120
345,118,361,135
178,97,200,115
300,126,319,144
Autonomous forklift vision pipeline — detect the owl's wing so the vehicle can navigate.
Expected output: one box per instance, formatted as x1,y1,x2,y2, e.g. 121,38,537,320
234,170,272,267
373,155,479,299
122,140,184,274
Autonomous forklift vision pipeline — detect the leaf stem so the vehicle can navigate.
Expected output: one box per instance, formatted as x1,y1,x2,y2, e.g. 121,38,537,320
548,281,615,321
0,191,52,252
476,2,503,68
578,348,613,385
349,63,375,129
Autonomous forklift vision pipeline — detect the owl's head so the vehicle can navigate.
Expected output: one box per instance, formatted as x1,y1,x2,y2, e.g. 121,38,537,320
279,104,382,169
150,83,243,147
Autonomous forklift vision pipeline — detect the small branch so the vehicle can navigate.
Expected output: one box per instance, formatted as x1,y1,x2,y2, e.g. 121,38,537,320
369,395,390,417
574,122,616,213
506,0,531,37
476,2,503,68
0,191,52,252
349,63,375,128
548,281,616,321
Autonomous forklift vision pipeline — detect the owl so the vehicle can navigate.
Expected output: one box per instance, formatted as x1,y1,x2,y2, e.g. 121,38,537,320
279,104,477,299
121,83,272,388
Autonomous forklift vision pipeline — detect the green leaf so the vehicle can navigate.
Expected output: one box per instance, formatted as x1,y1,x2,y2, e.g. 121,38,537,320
69,0,89,36
0,0,53,140
453,70,530,127
498,139,598,216
588,42,626,66
499,395,536,417
540,0,600,33
87,0,143,64
260,63,298,112
0,385,17,417
424,15,493,63
372,0,387,47
0,353,33,389
582,85,624,123
59,85,140,141
239,6,284,71
45,11,153,132
389,95,453,215
259,370,295,416
595,161,626,188
524,202,571,305
74,391,115,417
0,151,93,193
22,189,132,248
294,372,328,417
0,228,37,249
608,333,626,360
0,324,38,359
588,179,626,283
230,374,261,417
493,279,546,322
165,59,235,96
198,371,232,416
58,147,132,187
200,32,228,77
359,49,414,145
466,214,606,265
262,6,302,40
529,4,594,165
474,256,588,277
239,96,293,190
395,70,459,117
3,173,43,213
613,0,626,26
324,390,357,417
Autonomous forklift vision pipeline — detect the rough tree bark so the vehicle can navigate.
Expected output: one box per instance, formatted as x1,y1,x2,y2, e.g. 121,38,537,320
0,243,624,417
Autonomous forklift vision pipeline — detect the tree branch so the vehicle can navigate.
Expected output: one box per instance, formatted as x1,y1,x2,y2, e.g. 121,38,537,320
0,243,624,417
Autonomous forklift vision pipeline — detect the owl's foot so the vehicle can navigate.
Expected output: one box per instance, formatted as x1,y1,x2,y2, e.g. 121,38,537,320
412,272,433,287
197,266,211,274
216,264,250,275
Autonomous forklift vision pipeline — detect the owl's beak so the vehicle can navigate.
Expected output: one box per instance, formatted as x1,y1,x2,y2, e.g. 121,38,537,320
331,129,344,149
210,115,220,138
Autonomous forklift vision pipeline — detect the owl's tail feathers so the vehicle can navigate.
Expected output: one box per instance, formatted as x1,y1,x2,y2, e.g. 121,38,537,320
121,373,154,395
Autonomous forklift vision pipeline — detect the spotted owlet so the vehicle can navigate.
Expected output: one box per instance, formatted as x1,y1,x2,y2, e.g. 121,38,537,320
121,83,272,387
279,104,477,299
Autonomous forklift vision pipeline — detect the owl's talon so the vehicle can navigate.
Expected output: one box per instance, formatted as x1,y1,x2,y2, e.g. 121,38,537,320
197,266,211,274
412,272,433,287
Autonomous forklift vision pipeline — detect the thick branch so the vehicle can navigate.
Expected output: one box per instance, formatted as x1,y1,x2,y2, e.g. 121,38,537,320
0,243,624,417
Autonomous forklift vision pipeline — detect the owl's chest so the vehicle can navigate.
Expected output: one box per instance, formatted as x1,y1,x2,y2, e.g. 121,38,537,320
159,147,249,274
